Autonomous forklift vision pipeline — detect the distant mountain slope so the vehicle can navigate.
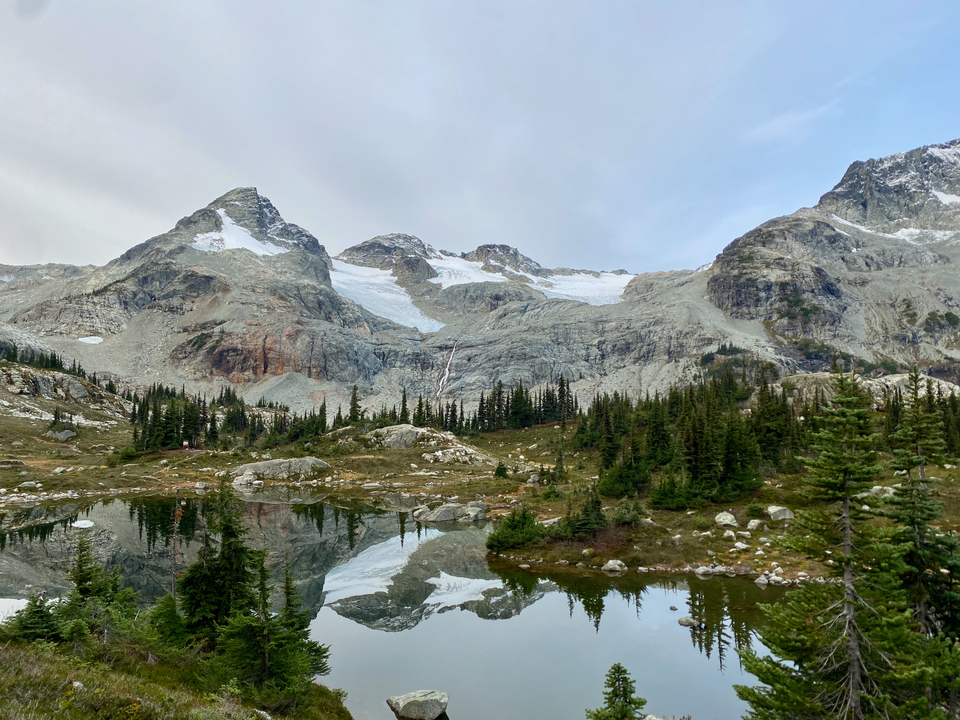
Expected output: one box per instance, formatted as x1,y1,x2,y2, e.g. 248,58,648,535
1,139,959,415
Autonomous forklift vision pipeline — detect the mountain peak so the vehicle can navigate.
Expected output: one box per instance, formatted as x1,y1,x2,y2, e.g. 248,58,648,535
817,137,960,232
336,233,438,268
463,244,546,278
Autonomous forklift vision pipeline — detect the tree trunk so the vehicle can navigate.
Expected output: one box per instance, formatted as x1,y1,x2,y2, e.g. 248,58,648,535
842,496,865,720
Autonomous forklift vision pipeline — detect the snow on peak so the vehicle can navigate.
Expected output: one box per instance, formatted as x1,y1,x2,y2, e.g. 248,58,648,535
192,209,289,256
927,143,960,167
330,259,444,332
428,255,508,288
932,190,960,205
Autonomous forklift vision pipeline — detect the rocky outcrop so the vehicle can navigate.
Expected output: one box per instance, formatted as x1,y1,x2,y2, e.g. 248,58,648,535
231,457,330,480
413,501,487,523
386,690,449,720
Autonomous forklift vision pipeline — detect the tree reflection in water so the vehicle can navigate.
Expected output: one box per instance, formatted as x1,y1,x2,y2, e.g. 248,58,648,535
490,561,781,668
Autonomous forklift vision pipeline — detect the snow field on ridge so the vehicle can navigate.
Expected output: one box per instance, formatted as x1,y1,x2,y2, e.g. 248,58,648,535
329,259,445,332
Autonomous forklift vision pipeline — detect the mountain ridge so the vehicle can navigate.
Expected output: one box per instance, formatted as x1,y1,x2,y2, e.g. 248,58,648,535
2,137,959,416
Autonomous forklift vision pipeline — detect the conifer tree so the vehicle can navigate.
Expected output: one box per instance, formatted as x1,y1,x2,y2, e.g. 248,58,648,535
585,663,647,720
399,387,409,424
737,374,925,720
349,385,361,423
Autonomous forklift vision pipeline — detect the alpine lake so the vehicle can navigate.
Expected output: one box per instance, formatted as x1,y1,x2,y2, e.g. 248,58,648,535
0,490,786,720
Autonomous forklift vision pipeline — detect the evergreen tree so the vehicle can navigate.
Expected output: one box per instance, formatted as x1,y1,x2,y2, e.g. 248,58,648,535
7,592,61,641
178,532,221,640
882,369,960,712
585,663,647,720
399,388,410,425
349,385,361,423
737,374,925,720
279,561,330,676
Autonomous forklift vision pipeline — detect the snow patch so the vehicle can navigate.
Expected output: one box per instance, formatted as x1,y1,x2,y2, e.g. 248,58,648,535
192,209,288,256
829,215,956,245
426,255,633,305
69,519,95,529
932,190,960,205
0,275,14,282
0,598,28,622
330,260,444,332
927,145,960,166
77,336,103,344
533,271,634,305
428,255,508,288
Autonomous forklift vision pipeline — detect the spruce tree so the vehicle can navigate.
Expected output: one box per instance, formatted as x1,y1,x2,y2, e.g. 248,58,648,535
585,663,647,720
349,385,361,423
399,387,409,424
178,532,221,640
737,374,925,720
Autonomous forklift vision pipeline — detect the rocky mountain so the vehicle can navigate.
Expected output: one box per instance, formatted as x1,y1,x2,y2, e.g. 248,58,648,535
1,139,959,416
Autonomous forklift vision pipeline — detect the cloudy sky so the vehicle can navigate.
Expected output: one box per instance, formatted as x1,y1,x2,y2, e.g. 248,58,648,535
2,1,959,273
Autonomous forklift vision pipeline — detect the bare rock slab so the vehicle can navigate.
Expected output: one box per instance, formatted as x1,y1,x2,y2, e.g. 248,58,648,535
387,690,449,720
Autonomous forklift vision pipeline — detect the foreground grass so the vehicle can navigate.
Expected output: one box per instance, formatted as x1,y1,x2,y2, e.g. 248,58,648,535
0,642,352,720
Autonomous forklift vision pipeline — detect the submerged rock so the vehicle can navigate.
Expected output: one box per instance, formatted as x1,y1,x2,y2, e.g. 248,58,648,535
386,690,449,720
677,616,700,628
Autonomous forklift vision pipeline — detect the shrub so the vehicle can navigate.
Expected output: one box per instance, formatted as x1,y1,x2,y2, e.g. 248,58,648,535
611,498,645,526
747,500,765,518
541,484,564,500
494,461,508,478
486,507,543,553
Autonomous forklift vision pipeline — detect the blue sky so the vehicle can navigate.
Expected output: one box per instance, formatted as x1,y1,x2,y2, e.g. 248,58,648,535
1,0,958,272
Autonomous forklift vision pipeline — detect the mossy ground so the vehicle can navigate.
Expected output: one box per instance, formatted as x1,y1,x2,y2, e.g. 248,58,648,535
0,641,351,720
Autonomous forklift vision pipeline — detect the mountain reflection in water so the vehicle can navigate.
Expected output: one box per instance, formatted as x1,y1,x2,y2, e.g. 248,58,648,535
0,494,783,719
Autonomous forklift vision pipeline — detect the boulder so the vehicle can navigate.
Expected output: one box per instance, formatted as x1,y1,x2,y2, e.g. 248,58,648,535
715,511,738,528
527,473,540,486
195,481,209,490
602,559,628,574
0,459,25,469
734,542,750,550
722,530,736,541
766,506,795,521
677,616,700,628
415,502,486,523
386,690,449,720
44,429,76,442
368,424,427,450
231,457,329,480
746,519,764,531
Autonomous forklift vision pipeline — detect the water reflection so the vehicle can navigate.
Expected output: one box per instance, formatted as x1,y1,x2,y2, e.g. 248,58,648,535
0,494,784,719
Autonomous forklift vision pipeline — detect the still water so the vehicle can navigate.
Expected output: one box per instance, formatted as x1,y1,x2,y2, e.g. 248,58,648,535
0,493,784,720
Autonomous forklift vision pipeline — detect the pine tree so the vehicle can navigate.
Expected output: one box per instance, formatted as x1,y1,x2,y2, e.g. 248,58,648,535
349,385,361,423
585,663,647,720
178,532,221,640
737,373,926,720
399,387,409,425
882,369,960,713
279,561,330,676
8,593,61,641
